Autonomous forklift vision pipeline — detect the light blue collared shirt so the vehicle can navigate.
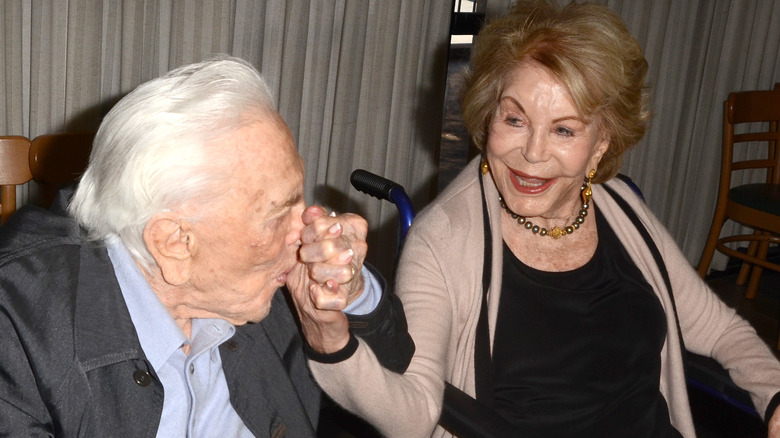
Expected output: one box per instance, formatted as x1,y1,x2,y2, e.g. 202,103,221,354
106,236,380,436
107,236,254,437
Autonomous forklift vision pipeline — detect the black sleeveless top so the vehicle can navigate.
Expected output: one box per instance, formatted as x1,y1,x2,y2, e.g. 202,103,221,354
491,206,682,438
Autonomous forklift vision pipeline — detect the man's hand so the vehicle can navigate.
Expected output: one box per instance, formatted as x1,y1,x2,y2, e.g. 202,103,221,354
286,205,368,354
769,408,780,438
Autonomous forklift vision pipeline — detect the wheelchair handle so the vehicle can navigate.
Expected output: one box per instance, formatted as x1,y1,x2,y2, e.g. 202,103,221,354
350,169,400,200
350,169,415,244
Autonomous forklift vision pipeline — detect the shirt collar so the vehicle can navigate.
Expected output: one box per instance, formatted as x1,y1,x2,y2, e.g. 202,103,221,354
105,235,188,373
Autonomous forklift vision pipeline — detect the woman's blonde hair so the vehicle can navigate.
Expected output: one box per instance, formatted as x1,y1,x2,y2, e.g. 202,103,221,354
460,0,650,182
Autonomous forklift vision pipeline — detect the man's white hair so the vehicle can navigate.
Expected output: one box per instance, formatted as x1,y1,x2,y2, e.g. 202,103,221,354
68,55,276,268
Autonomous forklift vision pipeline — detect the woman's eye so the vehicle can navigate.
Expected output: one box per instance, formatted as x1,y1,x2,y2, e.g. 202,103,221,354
505,116,523,126
555,126,574,137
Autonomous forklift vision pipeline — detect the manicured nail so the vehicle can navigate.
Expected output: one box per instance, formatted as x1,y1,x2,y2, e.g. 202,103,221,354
329,223,342,234
339,248,354,263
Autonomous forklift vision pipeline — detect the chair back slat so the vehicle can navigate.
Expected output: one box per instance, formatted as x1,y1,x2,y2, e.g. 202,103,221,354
29,132,94,208
0,136,33,224
727,90,780,124
699,85,780,307
724,90,780,185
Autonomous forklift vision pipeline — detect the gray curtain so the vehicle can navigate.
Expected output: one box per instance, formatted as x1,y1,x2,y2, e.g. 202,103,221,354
4,0,779,273
483,0,780,269
0,0,452,275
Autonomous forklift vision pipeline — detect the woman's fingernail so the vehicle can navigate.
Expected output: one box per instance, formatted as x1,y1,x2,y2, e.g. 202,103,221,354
329,223,342,234
339,248,354,263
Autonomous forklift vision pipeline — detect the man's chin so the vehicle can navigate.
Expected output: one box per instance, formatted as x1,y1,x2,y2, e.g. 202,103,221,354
228,303,273,326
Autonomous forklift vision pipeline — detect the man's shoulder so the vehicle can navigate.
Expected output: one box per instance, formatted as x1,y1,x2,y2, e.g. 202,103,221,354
0,204,82,265
0,205,85,318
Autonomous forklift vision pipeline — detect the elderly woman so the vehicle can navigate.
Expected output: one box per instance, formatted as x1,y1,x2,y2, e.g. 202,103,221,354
294,1,780,437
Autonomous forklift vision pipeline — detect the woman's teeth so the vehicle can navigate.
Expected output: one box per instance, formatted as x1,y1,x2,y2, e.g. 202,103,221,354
513,174,545,187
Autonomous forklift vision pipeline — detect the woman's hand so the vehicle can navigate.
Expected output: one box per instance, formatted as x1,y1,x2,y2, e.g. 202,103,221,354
286,205,368,354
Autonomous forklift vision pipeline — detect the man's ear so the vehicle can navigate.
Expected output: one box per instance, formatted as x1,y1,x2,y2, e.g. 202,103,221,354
143,214,194,286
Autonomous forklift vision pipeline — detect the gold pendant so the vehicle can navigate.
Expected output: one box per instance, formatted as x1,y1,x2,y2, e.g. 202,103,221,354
549,226,566,239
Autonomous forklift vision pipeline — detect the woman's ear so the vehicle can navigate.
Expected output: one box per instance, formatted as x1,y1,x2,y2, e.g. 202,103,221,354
591,137,610,168
143,214,194,286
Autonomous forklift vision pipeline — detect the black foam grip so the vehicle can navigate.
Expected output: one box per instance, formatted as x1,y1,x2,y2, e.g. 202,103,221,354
350,169,400,201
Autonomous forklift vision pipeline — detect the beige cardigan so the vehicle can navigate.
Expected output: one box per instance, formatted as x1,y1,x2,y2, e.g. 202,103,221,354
311,158,780,438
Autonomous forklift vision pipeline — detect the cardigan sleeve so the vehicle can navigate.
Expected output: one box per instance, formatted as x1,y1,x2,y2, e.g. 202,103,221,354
308,204,457,438
604,181,780,420
661,228,780,419
305,264,416,374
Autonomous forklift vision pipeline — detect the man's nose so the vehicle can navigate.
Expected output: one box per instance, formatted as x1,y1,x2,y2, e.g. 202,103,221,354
287,204,306,245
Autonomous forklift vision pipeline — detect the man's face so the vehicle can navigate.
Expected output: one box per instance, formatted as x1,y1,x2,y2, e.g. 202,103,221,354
181,114,306,325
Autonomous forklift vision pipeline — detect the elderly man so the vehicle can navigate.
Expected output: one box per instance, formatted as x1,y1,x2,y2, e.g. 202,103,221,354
0,57,412,436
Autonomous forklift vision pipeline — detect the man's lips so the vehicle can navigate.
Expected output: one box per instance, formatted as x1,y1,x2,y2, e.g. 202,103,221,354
278,262,298,284
508,169,554,194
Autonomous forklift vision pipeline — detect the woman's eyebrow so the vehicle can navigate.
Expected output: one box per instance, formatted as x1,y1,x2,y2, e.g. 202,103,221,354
499,95,524,112
551,115,583,124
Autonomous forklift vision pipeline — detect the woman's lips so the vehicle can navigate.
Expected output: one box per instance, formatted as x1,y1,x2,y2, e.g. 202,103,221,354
508,169,554,194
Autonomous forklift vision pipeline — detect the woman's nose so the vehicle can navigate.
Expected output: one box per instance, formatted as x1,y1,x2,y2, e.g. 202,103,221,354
522,130,548,163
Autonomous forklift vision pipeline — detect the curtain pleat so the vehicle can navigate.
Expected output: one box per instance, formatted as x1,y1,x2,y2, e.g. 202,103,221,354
9,0,775,272
1,0,451,274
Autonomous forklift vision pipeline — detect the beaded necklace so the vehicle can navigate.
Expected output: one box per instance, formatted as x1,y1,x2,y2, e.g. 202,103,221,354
498,182,590,239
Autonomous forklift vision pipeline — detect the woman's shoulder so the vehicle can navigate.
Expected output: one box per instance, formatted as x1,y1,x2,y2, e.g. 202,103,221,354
597,177,658,226
412,160,483,235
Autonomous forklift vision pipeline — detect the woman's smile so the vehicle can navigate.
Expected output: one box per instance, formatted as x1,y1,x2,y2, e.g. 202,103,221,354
508,168,555,194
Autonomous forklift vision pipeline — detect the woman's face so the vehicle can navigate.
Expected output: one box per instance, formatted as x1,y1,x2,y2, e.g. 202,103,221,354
485,61,609,222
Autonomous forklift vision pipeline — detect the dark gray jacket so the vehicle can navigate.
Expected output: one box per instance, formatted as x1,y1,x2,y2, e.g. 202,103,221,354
0,203,412,437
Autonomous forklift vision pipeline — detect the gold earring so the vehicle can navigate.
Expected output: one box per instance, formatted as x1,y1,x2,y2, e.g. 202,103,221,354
581,169,596,205
481,157,490,175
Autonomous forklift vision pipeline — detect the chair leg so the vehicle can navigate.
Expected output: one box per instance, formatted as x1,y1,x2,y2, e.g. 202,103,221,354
736,237,760,285
744,239,769,300
697,215,727,278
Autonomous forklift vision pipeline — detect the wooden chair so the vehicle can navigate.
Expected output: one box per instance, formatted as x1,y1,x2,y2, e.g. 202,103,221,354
29,132,94,208
0,136,33,224
697,89,780,306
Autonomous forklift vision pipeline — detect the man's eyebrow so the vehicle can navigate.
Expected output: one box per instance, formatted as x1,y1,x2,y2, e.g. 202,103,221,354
268,192,303,216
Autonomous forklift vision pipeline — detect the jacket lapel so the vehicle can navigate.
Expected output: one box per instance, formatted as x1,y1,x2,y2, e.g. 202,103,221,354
73,240,163,437
221,290,319,437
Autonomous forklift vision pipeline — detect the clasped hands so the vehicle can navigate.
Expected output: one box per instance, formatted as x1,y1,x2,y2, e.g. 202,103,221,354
286,205,368,355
